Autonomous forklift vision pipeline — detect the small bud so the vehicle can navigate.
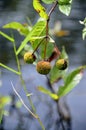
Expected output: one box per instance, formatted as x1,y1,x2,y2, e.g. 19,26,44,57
24,52,36,64
56,59,67,70
36,61,51,75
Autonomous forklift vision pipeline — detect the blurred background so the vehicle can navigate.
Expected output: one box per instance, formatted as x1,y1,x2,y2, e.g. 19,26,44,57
0,0,86,130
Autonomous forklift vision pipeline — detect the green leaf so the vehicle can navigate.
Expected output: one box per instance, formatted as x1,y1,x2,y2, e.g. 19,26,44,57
16,19,46,55
37,86,59,100
26,93,33,97
39,38,54,59
57,67,83,97
0,31,14,42
29,36,45,41
3,22,30,36
0,96,11,123
0,96,11,108
59,46,68,60
0,63,21,75
50,47,68,84
16,101,22,108
58,0,72,16
50,66,67,84
79,17,86,26
82,28,86,40
41,0,56,4
80,18,86,40
33,0,48,19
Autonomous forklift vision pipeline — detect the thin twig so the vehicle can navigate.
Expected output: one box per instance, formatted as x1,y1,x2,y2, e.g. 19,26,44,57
11,81,38,119
33,36,46,54
48,1,58,18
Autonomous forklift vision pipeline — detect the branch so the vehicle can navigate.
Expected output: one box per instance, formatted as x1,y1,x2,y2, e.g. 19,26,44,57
11,82,38,119
44,1,58,60
48,1,58,18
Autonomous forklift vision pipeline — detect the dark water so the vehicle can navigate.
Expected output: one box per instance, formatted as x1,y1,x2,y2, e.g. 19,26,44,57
0,0,86,130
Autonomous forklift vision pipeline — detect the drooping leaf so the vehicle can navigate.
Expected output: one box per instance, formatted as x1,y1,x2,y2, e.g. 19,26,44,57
42,0,56,4
0,31,14,42
16,19,46,55
58,0,72,16
49,47,68,84
3,22,30,36
33,0,48,19
37,86,59,100
57,67,84,97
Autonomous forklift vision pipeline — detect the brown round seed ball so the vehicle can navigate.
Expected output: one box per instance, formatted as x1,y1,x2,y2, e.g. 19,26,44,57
56,59,67,70
36,61,51,75
24,52,36,64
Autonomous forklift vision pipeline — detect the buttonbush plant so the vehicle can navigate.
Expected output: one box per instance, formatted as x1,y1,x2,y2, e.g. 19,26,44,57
0,0,86,130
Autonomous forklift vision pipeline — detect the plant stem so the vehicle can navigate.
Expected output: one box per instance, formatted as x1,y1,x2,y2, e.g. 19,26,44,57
12,33,45,130
44,36,48,60
38,118,45,130
11,82,38,119
48,1,58,18
12,39,21,74
0,63,20,75
44,19,49,60
12,33,36,112
33,37,46,54
13,43,34,109
44,1,58,60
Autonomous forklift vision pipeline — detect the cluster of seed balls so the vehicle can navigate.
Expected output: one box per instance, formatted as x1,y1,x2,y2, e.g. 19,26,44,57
24,52,67,75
